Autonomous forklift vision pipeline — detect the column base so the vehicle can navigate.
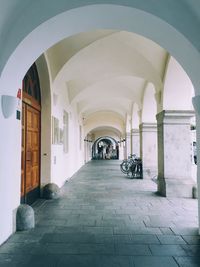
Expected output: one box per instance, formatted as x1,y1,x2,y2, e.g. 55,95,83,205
143,166,157,179
157,177,196,198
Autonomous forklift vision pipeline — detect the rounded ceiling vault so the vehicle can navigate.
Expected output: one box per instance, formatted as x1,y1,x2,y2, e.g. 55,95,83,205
46,30,173,138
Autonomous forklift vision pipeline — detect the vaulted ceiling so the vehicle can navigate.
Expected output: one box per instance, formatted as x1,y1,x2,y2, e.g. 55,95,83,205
45,30,169,138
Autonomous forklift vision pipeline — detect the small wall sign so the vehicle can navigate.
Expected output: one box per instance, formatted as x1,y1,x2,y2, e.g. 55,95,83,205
17,89,21,99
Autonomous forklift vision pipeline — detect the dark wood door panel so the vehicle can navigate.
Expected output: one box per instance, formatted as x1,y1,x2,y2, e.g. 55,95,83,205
21,102,41,204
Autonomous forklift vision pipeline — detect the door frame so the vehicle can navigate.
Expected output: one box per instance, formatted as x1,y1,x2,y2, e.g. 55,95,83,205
21,91,41,204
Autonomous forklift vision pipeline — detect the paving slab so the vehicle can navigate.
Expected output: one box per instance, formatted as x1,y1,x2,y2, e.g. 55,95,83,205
157,235,187,245
0,160,199,267
133,256,179,267
174,256,200,267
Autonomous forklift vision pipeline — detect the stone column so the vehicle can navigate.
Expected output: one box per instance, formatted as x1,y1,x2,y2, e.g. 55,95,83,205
86,141,89,162
89,142,92,161
119,141,124,160
192,96,200,233
139,123,157,179
131,128,140,157
126,132,131,158
84,140,87,162
157,110,195,197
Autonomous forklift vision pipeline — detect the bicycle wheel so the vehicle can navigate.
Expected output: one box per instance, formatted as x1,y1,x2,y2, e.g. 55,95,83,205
120,161,129,174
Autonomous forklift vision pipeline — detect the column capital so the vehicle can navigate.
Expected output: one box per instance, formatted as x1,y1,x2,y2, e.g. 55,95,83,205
131,128,139,134
192,95,200,116
156,110,195,125
139,122,157,132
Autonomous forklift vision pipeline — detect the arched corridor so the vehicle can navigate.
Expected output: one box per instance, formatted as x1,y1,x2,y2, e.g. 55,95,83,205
0,161,198,266
1,2,200,266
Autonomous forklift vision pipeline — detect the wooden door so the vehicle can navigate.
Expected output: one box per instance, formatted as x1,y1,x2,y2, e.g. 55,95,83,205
21,103,26,197
21,102,41,204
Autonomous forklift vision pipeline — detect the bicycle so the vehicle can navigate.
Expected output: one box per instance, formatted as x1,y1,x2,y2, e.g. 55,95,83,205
120,154,142,179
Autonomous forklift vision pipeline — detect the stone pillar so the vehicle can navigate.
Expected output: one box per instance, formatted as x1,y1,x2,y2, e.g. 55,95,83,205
87,141,92,161
192,96,200,233
131,128,140,157
84,140,87,162
157,110,195,197
89,142,92,161
119,141,124,160
126,132,131,158
139,123,157,179
123,139,126,159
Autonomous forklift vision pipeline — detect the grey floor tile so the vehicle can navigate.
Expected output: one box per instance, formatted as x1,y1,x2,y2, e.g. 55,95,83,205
54,226,83,233
174,256,200,267
7,233,42,243
96,218,126,227
160,227,175,235
144,215,176,228
114,227,135,235
149,244,187,256
133,256,179,267
39,243,80,254
25,254,60,267
94,234,115,243
36,219,68,227
57,255,99,267
0,242,39,255
78,243,115,254
157,235,187,244
182,235,200,245
99,255,133,267
23,225,56,235
130,234,160,244
40,233,96,243
115,244,151,255
0,254,32,267
113,235,133,244
133,227,163,235
82,226,113,235
181,244,200,256
65,218,96,227
171,227,198,236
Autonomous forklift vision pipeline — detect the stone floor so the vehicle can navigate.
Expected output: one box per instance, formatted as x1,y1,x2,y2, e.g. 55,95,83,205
0,160,200,267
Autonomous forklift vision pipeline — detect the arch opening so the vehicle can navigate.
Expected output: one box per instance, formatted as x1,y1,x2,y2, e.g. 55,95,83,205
92,136,119,160
0,2,200,246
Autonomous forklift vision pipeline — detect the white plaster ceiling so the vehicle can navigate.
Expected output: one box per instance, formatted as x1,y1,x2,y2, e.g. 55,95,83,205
47,30,168,136
89,126,122,140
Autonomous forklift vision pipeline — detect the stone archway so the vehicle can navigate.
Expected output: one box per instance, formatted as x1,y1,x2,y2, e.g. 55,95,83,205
1,2,200,244
92,136,119,160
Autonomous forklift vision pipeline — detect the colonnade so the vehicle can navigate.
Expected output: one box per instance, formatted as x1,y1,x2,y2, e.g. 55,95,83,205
125,109,196,197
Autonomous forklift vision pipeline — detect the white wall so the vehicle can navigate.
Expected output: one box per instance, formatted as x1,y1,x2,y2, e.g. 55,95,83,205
51,82,85,187
163,56,194,110
0,112,21,245
142,83,157,123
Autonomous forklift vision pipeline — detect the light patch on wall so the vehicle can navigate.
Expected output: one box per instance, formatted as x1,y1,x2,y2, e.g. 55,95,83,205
79,125,82,150
63,110,69,153
52,116,59,144
53,93,58,106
